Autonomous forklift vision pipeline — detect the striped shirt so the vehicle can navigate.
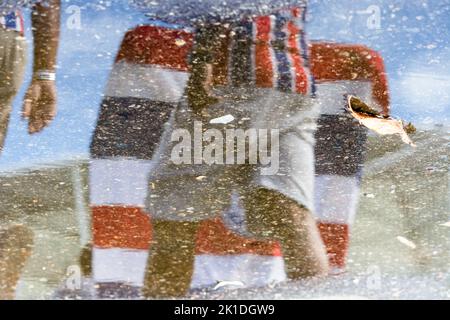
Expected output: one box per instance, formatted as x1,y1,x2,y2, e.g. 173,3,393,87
244,7,314,95
132,0,308,26
0,10,25,35
115,6,314,97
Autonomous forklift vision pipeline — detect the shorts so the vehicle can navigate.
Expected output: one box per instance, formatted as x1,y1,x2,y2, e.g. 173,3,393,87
0,28,27,151
146,87,319,221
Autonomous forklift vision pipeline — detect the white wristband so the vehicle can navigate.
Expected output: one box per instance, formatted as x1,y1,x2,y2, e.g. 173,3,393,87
35,70,56,81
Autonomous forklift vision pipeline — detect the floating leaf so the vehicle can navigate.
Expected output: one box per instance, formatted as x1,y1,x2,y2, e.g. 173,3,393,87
346,95,416,147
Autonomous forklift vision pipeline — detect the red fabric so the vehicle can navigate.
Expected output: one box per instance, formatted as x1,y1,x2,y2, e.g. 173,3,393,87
115,13,312,95
92,206,152,250
254,16,275,88
310,42,390,115
116,25,194,71
92,206,281,256
318,222,350,268
287,20,309,94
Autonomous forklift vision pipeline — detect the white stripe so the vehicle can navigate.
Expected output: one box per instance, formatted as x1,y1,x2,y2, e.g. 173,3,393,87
303,57,313,96
93,248,148,286
250,21,257,84
191,255,286,289
89,158,154,206
314,175,361,225
104,61,189,103
298,28,313,95
93,249,286,289
15,10,23,33
315,81,374,115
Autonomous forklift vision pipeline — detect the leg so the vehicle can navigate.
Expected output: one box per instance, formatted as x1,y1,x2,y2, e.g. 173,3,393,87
0,226,34,300
244,188,329,279
0,100,12,152
142,220,199,298
0,29,27,153
314,114,368,271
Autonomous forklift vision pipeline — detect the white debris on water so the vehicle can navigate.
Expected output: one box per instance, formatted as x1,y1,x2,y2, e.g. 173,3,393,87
214,281,245,291
396,236,417,249
210,115,235,125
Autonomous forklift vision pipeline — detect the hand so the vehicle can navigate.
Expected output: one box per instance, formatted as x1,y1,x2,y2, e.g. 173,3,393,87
22,80,57,134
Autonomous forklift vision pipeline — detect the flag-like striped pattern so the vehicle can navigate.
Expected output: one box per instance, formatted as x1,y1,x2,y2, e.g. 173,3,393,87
0,10,25,35
89,21,389,291
89,20,303,292
230,7,313,94
89,160,285,292
310,42,390,271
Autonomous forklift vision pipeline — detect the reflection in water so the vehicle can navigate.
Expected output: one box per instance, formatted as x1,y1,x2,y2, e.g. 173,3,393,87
0,225,33,299
0,1,448,300
0,0,60,299
311,42,390,272
90,4,330,298
86,4,387,298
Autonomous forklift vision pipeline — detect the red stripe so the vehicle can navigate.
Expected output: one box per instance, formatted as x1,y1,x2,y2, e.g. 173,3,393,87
317,222,350,269
291,7,302,19
310,42,390,115
17,10,24,36
287,20,308,94
92,205,281,256
92,206,152,250
254,16,275,88
115,26,194,71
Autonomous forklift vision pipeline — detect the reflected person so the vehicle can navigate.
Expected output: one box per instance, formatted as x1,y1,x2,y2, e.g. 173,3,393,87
310,41,390,273
0,0,61,299
0,0,61,152
143,2,329,298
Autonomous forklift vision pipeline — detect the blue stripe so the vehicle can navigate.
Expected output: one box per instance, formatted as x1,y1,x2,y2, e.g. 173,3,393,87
297,5,310,66
273,15,292,92
4,12,17,30
298,6,315,96
242,18,254,82
299,30,309,65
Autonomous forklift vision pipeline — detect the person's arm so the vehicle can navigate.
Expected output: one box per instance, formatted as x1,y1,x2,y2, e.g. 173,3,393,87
22,0,61,134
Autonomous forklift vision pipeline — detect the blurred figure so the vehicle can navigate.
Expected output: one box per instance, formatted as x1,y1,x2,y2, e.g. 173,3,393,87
0,0,60,153
85,5,392,299
0,0,61,300
87,1,329,299
143,4,328,297
87,24,288,298
310,42,390,272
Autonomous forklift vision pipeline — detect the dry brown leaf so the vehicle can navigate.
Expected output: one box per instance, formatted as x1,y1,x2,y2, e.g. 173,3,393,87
346,95,416,147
